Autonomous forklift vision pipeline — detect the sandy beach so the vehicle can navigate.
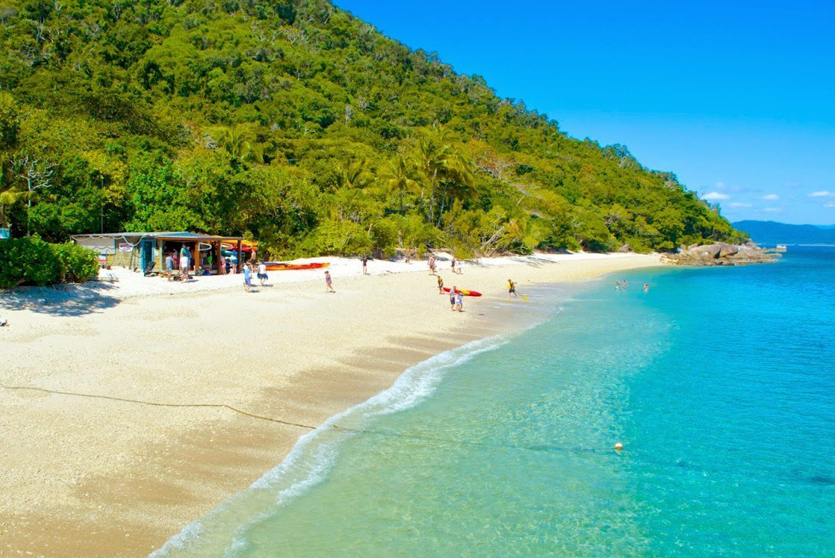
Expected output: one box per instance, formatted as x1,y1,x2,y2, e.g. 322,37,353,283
0,252,660,556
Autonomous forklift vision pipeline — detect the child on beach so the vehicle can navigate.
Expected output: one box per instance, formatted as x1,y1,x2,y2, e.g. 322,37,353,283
455,291,464,312
243,264,253,292
325,270,335,293
257,261,268,286
508,279,517,298
179,245,191,281
438,275,444,294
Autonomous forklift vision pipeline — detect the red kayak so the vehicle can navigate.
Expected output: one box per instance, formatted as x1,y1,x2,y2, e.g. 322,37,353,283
443,287,482,297
264,262,330,271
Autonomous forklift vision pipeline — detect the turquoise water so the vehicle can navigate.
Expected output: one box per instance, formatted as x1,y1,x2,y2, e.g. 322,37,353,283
156,248,835,557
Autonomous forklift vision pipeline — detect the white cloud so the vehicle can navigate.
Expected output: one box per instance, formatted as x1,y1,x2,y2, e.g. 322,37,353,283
808,191,834,198
763,207,783,213
703,191,730,201
761,194,779,201
825,203,835,208
729,202,752,208
715,181,727,190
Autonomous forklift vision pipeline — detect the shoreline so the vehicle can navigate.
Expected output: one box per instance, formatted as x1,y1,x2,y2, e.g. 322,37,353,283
0,253,662,556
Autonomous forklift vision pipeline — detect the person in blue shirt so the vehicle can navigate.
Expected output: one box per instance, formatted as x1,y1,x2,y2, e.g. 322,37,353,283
243,264,253,292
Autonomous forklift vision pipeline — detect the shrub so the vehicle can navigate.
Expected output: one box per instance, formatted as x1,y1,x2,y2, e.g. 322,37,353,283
0,237,98,288
52,242,100,283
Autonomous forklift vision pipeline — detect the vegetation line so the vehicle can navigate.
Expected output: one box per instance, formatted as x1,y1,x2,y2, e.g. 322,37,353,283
0,383,317,429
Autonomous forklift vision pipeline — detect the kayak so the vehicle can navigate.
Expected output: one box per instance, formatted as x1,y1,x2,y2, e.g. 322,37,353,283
264,262,330,271
443,287,482,297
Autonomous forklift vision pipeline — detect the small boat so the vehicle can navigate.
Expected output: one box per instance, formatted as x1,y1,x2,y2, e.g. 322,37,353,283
443,287,482,297
264,262,330,271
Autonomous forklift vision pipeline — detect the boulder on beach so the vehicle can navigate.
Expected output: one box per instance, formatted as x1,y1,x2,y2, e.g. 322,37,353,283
666,242,777,267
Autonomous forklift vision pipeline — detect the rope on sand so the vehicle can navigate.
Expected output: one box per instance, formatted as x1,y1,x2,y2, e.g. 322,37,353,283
0,384,317,430
1,384,620,455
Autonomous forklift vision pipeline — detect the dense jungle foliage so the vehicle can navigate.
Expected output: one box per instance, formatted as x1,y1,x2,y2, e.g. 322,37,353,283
0,0,743,257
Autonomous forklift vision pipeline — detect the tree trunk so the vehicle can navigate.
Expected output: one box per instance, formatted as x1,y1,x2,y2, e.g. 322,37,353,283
436,184,449,228
428,168,437,224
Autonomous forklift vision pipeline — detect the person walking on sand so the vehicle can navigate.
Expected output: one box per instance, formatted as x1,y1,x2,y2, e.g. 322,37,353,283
455,291,464,312
449,286,457,311
456,259,463,274
437,275,445,294
258,261,268,286
325,270,335,293
508,279,518,298
179,245,191,281
429,254,436,275
361,254,369,275
451,258,456,274
243,264,253,292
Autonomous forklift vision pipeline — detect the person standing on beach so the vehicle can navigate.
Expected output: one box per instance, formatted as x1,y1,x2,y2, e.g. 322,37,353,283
258,261,268,286
455,291,464,312
325,270,335,293
361,255,369,275
428,255,436,275
508,279,517,298
437,275,444,294
243,264,253,292
449,286,457,311
180,245,191,281
165,252,174,281
451,258,456,274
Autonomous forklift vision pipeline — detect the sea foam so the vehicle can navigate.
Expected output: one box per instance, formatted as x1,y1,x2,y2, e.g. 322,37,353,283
151,329,524,557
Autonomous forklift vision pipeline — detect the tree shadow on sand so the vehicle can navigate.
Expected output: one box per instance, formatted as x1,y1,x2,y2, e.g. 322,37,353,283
0,282,121,317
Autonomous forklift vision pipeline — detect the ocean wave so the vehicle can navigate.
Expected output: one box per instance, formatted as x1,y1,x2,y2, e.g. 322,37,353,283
150,330,528,557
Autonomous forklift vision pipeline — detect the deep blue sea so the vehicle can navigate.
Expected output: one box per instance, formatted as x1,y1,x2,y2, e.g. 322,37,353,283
156,247,835,557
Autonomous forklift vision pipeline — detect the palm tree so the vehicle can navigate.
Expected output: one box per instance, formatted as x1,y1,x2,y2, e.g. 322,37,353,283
336,159,370,190
0,185,23,230
381,155,419,214
434,147,475,227
411,128,452,223
410,126,476,226
218,125,263,163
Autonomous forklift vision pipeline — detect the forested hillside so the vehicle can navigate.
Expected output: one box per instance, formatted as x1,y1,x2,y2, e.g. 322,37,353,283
0,0,743,256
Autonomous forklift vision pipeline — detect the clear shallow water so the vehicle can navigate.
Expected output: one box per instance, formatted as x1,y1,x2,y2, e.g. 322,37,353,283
157,248,835,557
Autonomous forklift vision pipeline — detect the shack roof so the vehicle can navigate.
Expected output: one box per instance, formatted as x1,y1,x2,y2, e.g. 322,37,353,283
72,232,244,242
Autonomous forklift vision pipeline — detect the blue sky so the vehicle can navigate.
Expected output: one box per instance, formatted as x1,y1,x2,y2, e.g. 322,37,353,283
333,0,835,225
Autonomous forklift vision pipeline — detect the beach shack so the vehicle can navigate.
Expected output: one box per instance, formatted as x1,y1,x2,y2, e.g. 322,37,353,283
71,232,248,274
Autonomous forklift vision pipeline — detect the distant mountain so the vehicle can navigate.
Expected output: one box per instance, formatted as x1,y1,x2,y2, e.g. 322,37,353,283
733,220,835,245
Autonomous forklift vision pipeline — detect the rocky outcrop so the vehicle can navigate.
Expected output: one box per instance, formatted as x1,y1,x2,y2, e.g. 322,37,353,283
664,242,778,266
